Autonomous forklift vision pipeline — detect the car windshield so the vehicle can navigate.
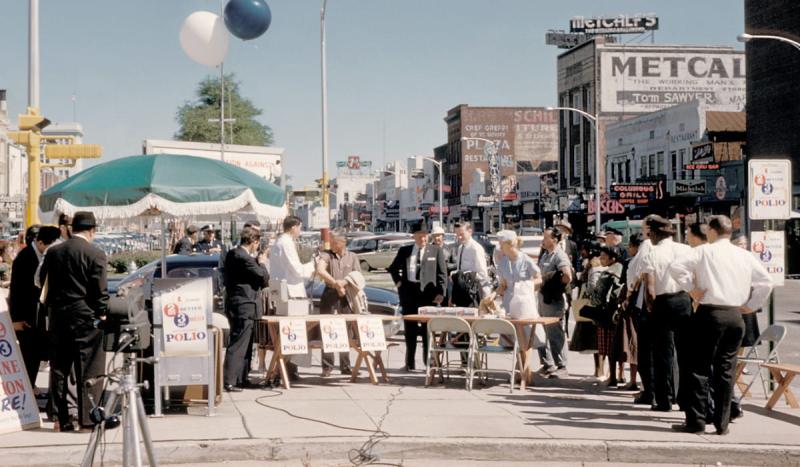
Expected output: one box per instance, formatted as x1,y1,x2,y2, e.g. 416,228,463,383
522,239,542,249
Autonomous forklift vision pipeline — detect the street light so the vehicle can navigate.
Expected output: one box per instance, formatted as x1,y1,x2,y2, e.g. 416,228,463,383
545,106,602,234
320,0,330,246
419,157,445,228
461,136,503,232
738,33,800,51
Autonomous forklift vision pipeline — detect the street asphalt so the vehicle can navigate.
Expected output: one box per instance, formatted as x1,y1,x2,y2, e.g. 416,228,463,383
1,276,799,466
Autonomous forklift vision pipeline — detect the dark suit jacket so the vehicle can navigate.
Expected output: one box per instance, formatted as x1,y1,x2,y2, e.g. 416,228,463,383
173,236,196,255
388,243,447,313
42,237,109,325
223,246,269,319
8,245,42,327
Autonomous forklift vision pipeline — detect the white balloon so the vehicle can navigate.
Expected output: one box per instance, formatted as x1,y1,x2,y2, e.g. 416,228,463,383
179,11,229,67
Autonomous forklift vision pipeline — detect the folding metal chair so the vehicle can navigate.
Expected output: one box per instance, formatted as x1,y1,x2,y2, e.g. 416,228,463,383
736,324,787,402
469,318,521,393
425,317,473,389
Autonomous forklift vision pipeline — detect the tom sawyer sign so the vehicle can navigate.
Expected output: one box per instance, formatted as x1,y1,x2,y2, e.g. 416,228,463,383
599,48,746,113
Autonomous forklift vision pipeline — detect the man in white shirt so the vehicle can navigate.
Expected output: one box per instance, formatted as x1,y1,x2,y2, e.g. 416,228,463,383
451,222,491,306
624,230,652,405
642,215,694,412
669,215,772,435
269,216,315,299
269,216,316,380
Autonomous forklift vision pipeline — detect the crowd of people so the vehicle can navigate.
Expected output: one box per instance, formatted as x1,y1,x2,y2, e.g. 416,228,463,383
2,211,774,437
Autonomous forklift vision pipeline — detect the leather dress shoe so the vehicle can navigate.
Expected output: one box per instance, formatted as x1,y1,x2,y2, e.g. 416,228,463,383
716,427,730,435
238,380,266,389
224,384,243,393
671,423,705,434
633,394,654,405
651,404,672,412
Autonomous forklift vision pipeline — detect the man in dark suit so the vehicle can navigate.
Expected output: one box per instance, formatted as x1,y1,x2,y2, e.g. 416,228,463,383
173,225,199,254
388,224,447,371
222,226,269,392
42,212,109,432
9,225,61,389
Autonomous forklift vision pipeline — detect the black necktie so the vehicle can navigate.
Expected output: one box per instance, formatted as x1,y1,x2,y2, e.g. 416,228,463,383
415,248,422,281
458,244,465,270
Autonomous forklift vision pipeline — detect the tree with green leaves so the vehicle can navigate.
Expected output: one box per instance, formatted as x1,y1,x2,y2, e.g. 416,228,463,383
175,73,274,146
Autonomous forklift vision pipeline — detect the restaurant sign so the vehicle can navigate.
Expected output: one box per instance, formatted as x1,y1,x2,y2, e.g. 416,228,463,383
610,181,665,205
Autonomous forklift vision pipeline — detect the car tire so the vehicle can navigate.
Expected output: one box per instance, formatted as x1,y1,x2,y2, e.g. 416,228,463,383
360,260,372,272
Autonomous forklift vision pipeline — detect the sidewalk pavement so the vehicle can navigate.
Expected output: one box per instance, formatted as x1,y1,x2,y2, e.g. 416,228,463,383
2,336,800,466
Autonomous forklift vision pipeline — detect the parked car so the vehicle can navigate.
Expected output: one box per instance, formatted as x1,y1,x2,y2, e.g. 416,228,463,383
309,283,403,338
114,254,228,340
348,234,410,254
357,239,413,271
519,235,543,260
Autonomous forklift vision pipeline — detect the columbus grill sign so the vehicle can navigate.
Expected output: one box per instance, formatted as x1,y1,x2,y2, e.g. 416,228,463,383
600,50,746,113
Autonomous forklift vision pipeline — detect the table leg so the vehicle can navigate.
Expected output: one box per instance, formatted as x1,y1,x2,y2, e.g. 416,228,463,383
375,351,390,383
268,323,290,390
516,324,533,389
351,351,365,383
364,352,379,385
766,369,798,409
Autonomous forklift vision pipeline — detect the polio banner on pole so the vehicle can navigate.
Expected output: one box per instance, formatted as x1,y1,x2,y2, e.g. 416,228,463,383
748,159,792,220
751,231,786,287
0,303,41,434
154,277,212,356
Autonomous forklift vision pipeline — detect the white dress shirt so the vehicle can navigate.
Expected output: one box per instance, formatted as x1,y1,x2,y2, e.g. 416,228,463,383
669,238,773,310
626,238,652,308
456,238,491,297
269,233,315,298
407,244,425,283
642,238,693,296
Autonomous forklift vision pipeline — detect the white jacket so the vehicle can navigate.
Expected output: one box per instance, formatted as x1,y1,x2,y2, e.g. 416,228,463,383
268,234,315,298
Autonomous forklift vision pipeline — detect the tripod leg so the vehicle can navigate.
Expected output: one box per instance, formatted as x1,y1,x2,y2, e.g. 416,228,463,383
135,390,159,466
122,391,131,467
80,390,118,467
128,389,144,467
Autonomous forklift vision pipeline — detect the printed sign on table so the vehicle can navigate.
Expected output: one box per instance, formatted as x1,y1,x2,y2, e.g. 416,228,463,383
0,305,41,434
156,278,211,356
751,231,786,287
748,159,792,220
279,319,309,355
319,318,350,353
356,317,386,352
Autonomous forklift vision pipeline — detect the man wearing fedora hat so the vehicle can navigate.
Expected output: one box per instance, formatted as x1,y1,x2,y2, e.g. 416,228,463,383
41,211,109,432
388,223,447,371
642,215,693,412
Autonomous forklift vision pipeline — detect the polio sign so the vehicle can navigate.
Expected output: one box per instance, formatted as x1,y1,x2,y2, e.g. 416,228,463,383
748,159,792,220
751,231,785,287
156,278,212,356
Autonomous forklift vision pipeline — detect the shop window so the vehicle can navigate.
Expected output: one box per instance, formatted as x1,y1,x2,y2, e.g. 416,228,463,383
657,152,665,176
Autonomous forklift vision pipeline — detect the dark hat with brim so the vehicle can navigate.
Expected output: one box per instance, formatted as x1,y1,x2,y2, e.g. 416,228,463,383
605,227,623,236
410,223,428,234
72,211,98,229
555,220,573,233
646,215,674,233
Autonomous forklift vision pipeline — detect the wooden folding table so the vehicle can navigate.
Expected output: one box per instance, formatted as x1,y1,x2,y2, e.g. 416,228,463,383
260,315,400,390
402,314,560,390
761,362,800,410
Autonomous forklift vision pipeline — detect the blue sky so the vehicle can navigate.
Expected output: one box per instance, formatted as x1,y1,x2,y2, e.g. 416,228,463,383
0,1,744,186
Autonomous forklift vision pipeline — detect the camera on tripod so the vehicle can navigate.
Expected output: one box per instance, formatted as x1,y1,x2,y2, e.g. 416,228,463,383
104,291,151,352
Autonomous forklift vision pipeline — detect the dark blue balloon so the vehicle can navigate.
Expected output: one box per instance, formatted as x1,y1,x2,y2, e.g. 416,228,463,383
224,0,271,41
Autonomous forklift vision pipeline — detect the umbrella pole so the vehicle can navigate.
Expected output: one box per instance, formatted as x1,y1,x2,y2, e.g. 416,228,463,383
160,214,167,278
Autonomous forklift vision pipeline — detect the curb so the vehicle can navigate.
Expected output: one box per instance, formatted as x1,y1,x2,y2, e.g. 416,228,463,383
3,437,800,466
